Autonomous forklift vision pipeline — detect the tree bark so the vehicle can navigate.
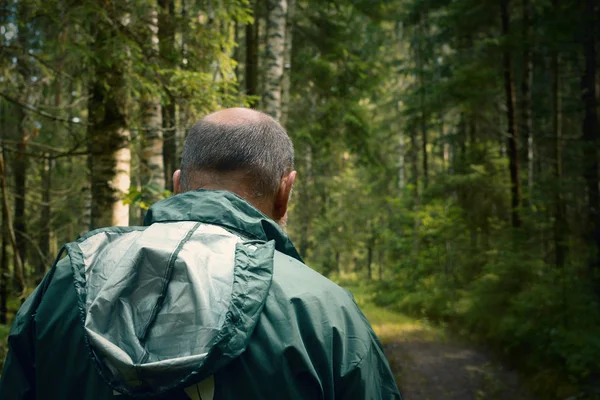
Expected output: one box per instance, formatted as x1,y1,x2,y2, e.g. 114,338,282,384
1,151,8,324
14,1,30,273
0,151,25,298
581,0,600,280
410,127,419,194
263,0,287,120
141,1,165,200
366,232,375,280
552,0,566,269
38,154,53,278
13,116,27,270
112,131,131,226
520,0,533,199
246,0,260,106
417,18,428,189
500,0,522,228
398,129,405,191
298,146,312,258
88,65,129,228
280,0,295,128
159,0,177,192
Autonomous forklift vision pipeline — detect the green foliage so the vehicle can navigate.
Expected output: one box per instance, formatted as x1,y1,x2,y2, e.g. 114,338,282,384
373,198,600,398
2,0,600,398
0,324,9,375
123,185,172,211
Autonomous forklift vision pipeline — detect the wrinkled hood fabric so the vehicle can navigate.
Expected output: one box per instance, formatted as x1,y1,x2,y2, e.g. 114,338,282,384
144,190,303,262
67,191,279,397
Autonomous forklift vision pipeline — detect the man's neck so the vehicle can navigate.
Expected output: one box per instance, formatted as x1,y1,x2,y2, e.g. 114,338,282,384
190,185,275,221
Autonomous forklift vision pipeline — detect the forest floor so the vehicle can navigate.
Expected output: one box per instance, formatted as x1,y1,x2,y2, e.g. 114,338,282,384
346,284,535,400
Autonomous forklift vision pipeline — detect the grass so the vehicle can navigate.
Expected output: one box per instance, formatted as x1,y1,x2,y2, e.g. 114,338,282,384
0,323,10,375
0,296,22,376
340,281,444,344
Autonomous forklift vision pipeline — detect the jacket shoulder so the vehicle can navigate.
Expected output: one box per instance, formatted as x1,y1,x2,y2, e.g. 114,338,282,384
271,250,355,305
269,251,372,356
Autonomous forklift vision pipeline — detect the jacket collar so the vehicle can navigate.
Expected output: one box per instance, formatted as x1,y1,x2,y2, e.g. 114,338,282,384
144,189,303,262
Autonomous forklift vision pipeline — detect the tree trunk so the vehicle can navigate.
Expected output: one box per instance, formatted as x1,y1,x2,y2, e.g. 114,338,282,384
0,151,25,298
37,154,53,278
398,129,405,191
141,1,165,201
440,112,448,173
500,0,522,228
159,0,177,192
245,0,260,106
162,103,176,192
298,146,312,258
234,21,242,83
87,3,132,229
366,233,375,280
112,132,131,226
13,0,30,274
13,117,27,271
417,18,428,189
280,0,295,128
378,249,384,281
410,127,419,193
1,151,8,324
520,0,533,199
263,0,287,120
552,0,566,269
581,0,600,281
88,72,129,229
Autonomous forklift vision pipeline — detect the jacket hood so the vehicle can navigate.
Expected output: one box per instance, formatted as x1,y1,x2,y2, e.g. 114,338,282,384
144,189,303,263
67,191,289,397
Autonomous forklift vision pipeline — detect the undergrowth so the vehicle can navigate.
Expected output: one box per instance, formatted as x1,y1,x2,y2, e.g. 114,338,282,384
373,241,600,400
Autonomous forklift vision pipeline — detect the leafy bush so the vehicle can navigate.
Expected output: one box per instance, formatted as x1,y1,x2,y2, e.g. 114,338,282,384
373,198,600,399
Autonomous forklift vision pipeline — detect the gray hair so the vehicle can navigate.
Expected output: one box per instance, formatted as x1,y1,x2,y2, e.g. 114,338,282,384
180,111,294,197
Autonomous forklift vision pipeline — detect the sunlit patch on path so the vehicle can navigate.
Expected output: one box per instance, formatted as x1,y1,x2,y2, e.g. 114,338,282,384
344,285,534,400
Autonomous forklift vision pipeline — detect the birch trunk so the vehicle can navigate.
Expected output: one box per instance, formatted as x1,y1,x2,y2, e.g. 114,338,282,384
88,69,129,228
141,1,165,198
159,0,177,191
280,0,295,127
263,0,287,120
246,0,260,106
111,133,131,226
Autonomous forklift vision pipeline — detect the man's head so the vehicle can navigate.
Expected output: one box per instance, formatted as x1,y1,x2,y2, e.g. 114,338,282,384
173,107,296,226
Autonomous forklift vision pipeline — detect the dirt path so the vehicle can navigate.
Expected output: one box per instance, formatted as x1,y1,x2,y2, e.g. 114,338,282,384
383,336,533,400
348,286,534,400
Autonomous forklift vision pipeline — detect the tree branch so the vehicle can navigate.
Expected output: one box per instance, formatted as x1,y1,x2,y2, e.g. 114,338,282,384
0,91,88,125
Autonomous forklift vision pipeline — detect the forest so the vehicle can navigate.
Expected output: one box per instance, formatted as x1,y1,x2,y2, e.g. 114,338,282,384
1,0,600,398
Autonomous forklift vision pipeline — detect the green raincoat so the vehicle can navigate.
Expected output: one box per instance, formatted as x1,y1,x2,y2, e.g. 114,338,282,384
0,190,402,399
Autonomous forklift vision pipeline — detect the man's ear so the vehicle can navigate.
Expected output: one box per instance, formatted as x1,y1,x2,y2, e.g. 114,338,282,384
173,170,182,194
273,170,297,222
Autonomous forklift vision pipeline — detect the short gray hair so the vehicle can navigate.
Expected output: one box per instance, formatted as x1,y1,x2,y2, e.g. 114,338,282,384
180,112,294,197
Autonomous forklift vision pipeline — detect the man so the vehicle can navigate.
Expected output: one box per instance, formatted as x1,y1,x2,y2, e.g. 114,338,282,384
0,108,401,399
